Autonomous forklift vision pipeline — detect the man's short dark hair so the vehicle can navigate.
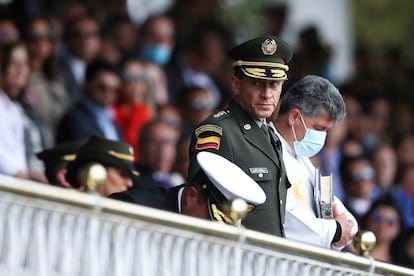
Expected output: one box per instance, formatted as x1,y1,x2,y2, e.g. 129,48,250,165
85,58,122,82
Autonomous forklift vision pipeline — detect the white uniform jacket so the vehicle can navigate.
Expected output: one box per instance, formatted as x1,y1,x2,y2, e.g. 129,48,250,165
274,129,358,249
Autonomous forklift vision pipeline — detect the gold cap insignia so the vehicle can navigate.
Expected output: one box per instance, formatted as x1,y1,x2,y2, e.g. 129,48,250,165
62,154,77,161
107,150,134,162
261,38,277,55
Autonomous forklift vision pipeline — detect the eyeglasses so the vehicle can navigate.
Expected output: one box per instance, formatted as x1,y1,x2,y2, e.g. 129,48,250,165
146,138,176,147
122,72,147,83
96,83,120,93
190,98,217,110
0,30,19,41
369,211,398,226
350,167,375,181
28,32,54,42
71,30,99,39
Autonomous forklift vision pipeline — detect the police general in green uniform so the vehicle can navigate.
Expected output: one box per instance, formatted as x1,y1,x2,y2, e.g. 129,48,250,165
188,36,293,236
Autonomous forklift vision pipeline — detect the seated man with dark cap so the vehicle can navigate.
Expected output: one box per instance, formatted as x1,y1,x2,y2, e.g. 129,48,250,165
65,135,138,197
110,151,266,225
187,36,293,235
36,140,86,188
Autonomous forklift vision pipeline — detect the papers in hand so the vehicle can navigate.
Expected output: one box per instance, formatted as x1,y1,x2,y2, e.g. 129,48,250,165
314,168,334,219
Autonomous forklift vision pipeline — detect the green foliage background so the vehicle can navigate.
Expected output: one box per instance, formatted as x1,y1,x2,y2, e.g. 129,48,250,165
90,0,414,64
352,0,414,62
220,0,266,41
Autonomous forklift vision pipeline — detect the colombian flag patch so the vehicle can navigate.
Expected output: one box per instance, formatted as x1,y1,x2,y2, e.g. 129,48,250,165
195,136,220,150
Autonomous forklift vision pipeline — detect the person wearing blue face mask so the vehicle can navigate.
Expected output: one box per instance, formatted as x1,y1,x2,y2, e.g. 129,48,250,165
139,15,175,65
141,44,172,65
292,113,327,158
270,75,358,250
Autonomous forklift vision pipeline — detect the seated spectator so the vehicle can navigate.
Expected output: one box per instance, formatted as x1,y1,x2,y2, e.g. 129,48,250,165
370,143,398,197
145,62,169,105
341,137,365,158
24,16,70,137
110,151,266,226
58,14,102,102
362,196,414,268
139,14,176,66
0,16,20,45
157,103,183,139
113,55,155,160
56,59,124,143
340,154,377,222
65,135,137,197
134,119,179,189
178,86,218,136
0,56,27,178
0,42,51,183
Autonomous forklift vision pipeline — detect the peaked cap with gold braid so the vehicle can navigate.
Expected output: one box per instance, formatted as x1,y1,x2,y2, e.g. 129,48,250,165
65,135,139,188
228,35,293,81
36,140,85,165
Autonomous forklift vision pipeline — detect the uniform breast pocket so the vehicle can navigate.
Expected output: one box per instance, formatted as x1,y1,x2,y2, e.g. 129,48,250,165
249,171,274,209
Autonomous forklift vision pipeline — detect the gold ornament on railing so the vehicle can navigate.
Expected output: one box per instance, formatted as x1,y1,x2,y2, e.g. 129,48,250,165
78,163,107,193
353,230,376,257
223,198,249,227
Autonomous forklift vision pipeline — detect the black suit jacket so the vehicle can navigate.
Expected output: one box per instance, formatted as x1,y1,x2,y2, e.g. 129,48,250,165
56,98,123,143
132,163,174,189
57,54,81,104
188,101,290,237
109,185,182,213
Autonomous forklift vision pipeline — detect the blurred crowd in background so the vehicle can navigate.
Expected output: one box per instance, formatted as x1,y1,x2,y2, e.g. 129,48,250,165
1,0,414,268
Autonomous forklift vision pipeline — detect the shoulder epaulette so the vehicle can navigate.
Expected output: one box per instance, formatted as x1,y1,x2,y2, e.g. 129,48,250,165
212,110,230,119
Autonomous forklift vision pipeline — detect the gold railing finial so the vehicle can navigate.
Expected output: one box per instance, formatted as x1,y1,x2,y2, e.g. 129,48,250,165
78,163,107,193
353,230,376,257
223,198,248,227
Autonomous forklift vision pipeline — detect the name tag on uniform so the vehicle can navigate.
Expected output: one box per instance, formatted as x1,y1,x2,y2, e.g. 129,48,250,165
249,167,269,174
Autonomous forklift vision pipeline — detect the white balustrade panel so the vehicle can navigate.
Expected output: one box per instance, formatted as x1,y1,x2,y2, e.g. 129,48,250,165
0,190,381,276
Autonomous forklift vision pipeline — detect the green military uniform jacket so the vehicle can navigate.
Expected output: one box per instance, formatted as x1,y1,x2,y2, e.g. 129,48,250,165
188,100,290,236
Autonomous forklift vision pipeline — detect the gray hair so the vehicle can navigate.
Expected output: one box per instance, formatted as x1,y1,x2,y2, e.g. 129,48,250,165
279,75,346,122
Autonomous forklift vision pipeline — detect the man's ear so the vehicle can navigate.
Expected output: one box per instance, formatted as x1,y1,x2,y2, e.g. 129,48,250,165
181,186,199,212
288,109,300,127
181,186,211,220
231,75,240,96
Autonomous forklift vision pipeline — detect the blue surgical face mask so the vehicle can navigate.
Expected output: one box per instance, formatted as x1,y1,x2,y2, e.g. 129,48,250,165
142,44,172,65
292,114,327,158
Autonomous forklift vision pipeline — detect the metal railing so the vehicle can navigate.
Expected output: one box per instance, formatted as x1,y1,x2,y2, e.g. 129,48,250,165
0,174,413,276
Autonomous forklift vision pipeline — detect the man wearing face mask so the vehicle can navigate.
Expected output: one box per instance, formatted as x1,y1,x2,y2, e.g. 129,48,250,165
139,15,175,66
270,75,358,249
